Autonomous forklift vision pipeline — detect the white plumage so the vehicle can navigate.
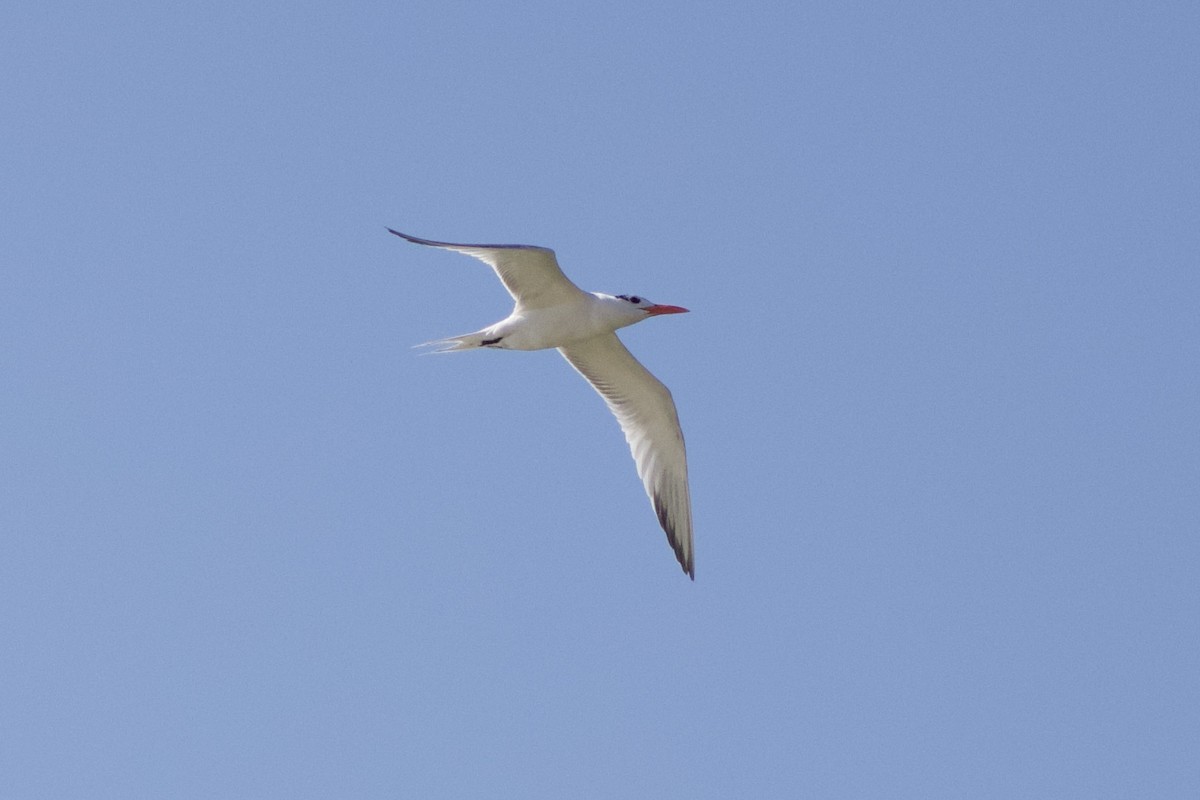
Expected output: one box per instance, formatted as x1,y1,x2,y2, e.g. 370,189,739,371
390,229,694,578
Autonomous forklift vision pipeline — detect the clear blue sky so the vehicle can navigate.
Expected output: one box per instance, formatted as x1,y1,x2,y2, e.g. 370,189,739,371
3,2,1197,797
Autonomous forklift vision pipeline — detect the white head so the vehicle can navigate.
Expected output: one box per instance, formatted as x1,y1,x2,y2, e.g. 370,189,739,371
597,293,690,329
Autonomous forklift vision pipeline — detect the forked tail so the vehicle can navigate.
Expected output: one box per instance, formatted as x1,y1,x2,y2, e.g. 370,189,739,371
414,330,492,353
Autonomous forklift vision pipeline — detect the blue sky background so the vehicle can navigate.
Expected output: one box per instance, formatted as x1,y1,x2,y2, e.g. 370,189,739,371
3,2,1198,797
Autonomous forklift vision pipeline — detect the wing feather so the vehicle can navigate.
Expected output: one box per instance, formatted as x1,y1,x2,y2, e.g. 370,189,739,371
387,229,586,309
558,334,694,578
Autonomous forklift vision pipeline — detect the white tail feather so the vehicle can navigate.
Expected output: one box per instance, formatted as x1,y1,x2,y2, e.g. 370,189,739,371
414,331,488,353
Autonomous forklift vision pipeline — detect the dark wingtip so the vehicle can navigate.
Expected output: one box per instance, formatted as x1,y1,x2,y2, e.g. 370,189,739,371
387,227,434,245
654,492,694,581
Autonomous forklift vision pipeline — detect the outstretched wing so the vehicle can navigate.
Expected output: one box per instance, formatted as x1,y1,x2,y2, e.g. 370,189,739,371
558,333,694,578
387,229,587,309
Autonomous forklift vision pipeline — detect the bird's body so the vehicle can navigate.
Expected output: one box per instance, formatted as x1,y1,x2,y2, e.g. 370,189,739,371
447,295,637,351
389,228,695,578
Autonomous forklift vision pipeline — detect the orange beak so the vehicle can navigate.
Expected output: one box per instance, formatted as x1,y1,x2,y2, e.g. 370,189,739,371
644,304,689,316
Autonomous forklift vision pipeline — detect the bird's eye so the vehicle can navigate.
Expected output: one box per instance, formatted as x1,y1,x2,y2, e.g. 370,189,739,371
630,296,642,304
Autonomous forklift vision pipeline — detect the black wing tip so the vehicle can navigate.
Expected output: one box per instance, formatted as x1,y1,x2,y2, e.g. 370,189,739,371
386,227,459,248
654,492,694,580
385,227,553,253
677,547,695,580
386,227,433,245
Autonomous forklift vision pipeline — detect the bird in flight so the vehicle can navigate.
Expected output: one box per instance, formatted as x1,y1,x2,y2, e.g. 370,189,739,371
388,228,694,578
